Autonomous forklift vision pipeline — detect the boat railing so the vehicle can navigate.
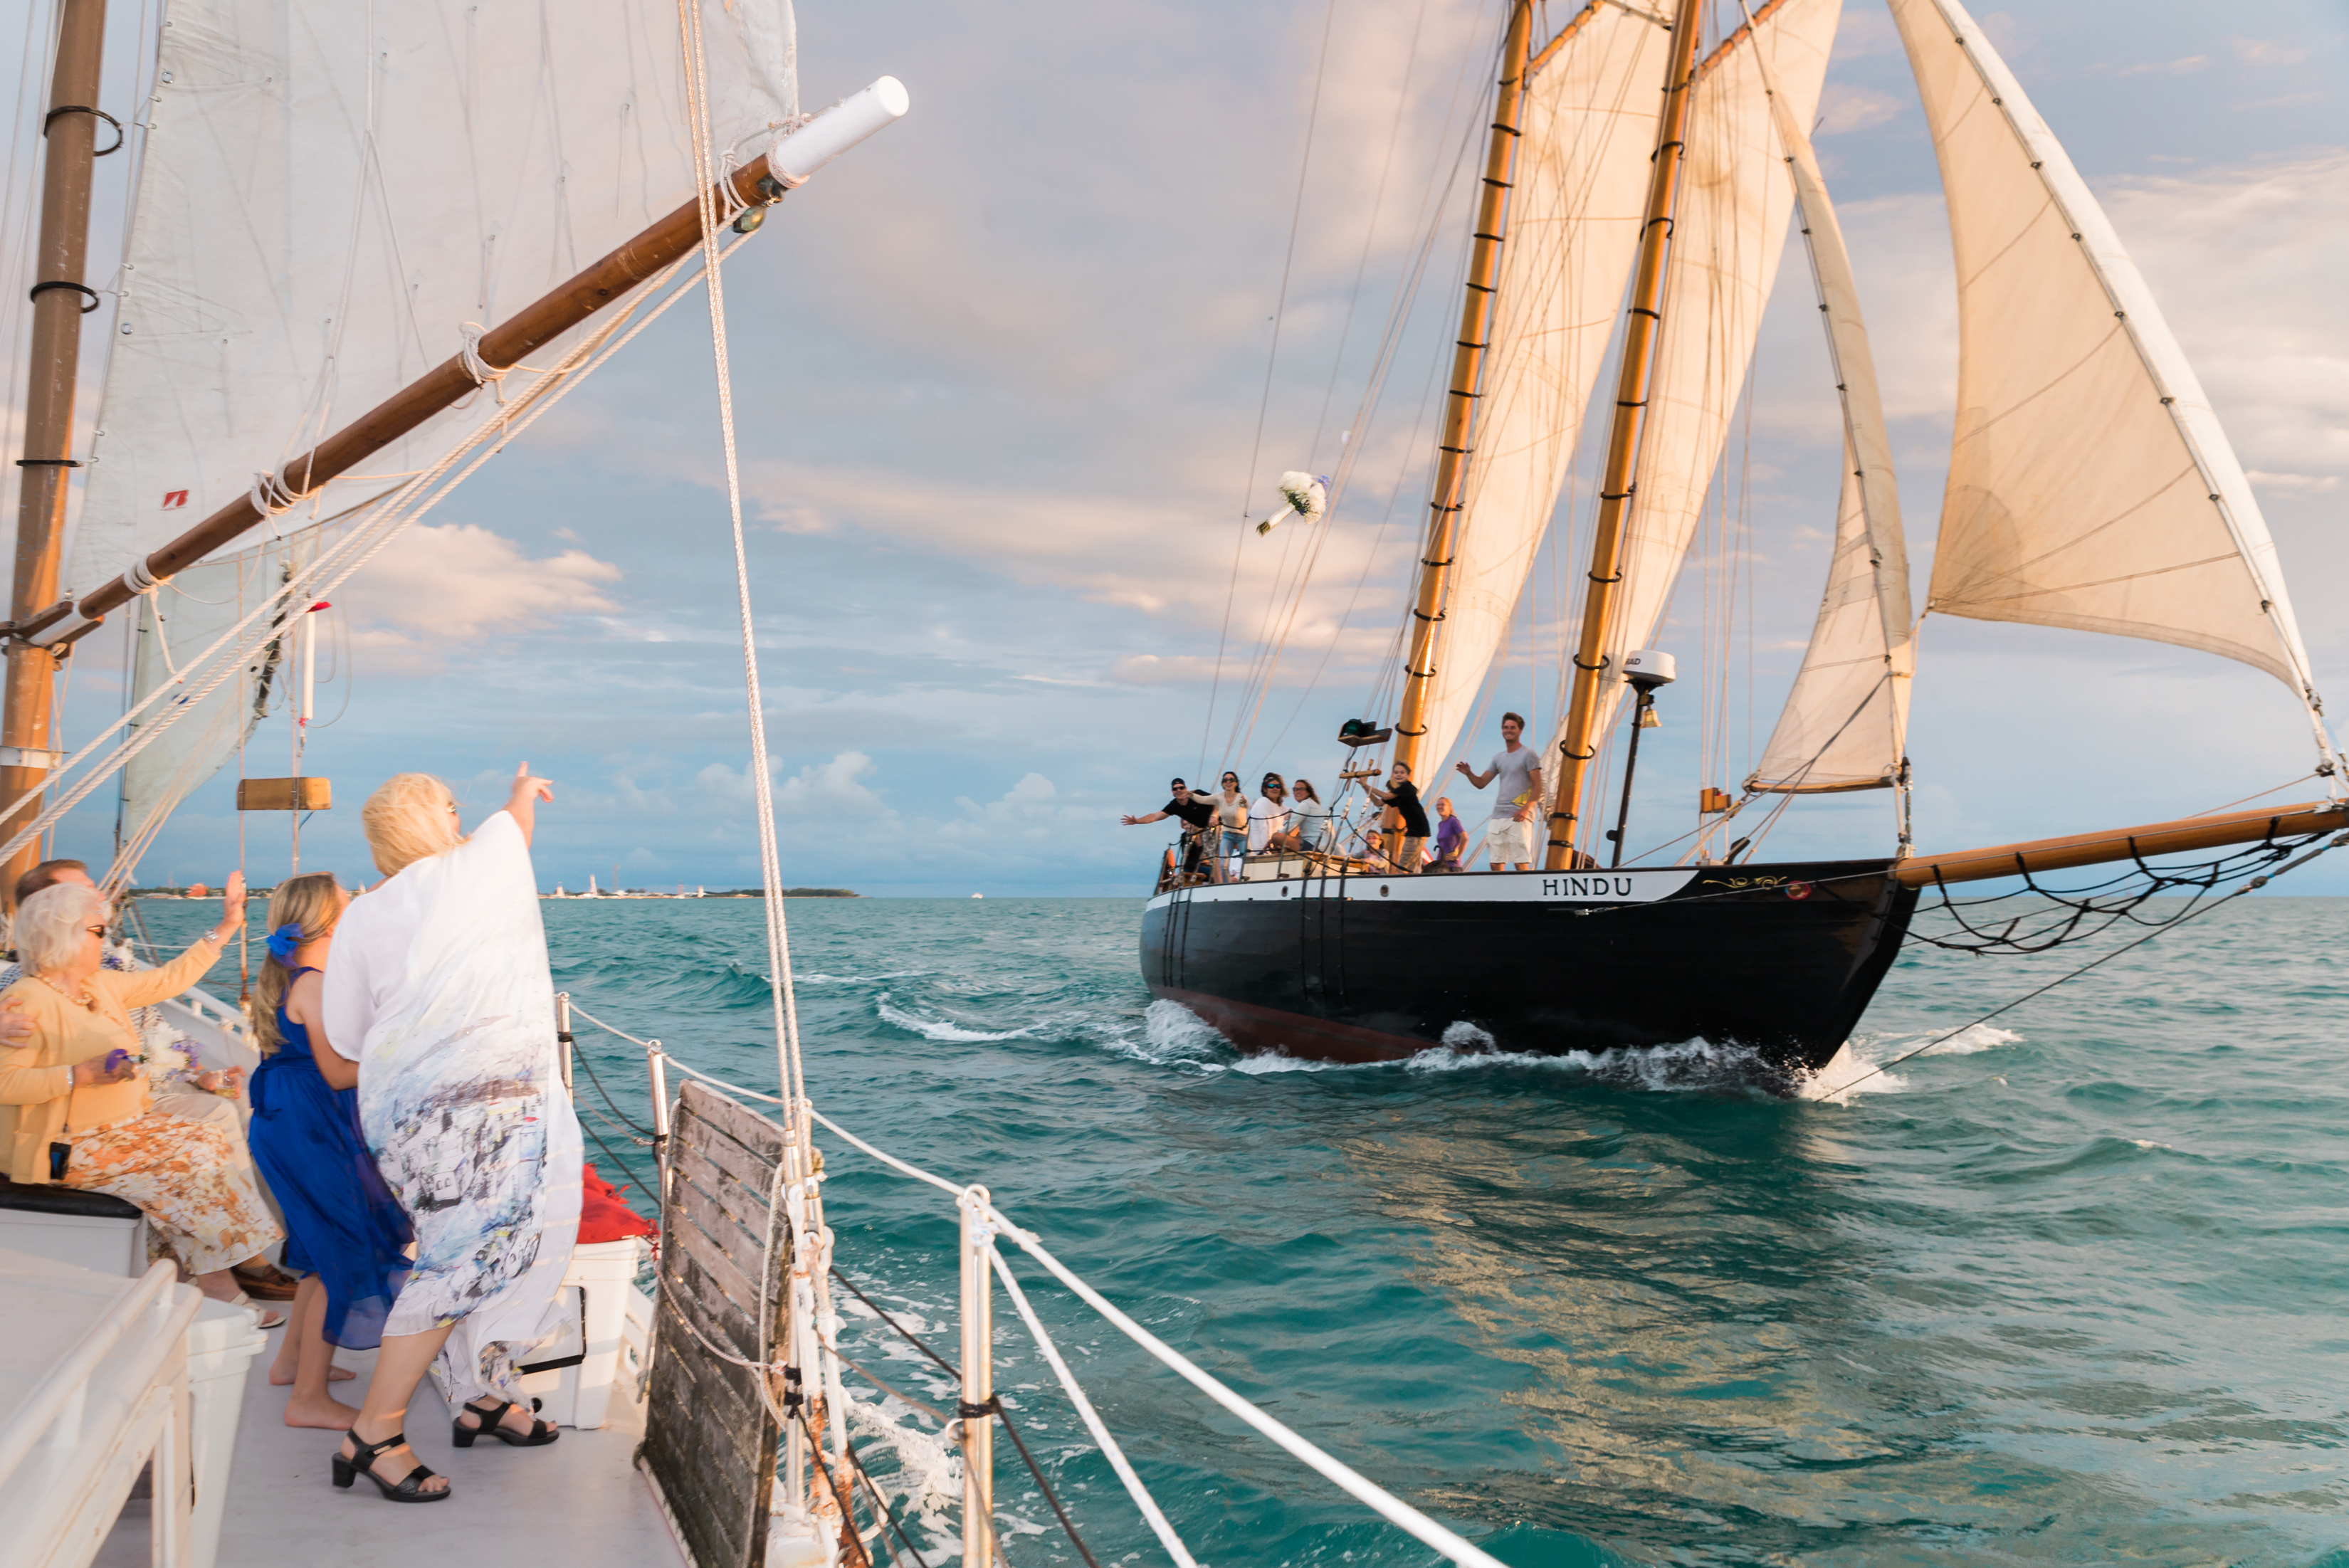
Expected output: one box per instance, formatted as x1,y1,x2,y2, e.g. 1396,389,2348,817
561,994,1509,1568
0,1260,203,1568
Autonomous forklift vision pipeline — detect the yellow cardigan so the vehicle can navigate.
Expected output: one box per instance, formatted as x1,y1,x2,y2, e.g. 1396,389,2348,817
0,940,221,1184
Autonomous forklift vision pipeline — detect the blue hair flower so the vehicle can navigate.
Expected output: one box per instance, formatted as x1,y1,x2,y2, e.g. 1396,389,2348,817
266,923,303,964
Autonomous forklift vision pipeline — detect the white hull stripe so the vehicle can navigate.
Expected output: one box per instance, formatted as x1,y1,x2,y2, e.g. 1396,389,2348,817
1145,868,1701,914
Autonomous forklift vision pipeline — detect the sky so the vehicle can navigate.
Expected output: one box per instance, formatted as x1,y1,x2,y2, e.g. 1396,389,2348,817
1,0,2345,896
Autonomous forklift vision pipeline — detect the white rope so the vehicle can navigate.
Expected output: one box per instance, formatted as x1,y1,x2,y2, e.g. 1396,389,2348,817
791,1102,1509,1568
987,1246,1199,1568
458,322,507,401
673,0,810,1143
248,468,314,517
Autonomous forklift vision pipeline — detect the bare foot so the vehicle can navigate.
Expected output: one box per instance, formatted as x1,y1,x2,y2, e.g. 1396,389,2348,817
270,1363,356,1387
284,1393,362,1430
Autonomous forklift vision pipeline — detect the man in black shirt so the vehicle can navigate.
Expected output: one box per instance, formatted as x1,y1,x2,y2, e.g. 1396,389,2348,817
1123,779,1216,884
1362,762,1431,873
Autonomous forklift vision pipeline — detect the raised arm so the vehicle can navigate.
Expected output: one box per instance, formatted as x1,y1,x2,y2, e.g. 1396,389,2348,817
504,761,555,846
113,872,244,1008
1120,810,1172,827
1456,760,1497,788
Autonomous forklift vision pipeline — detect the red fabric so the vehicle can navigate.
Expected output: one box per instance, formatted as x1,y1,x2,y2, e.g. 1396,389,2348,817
578,1161,656,1243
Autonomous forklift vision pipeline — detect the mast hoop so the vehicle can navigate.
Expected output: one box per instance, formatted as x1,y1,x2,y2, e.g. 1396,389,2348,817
42,104,121,154
28,280,100,313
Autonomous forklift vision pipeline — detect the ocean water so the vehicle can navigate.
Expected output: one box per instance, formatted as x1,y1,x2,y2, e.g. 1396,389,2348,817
136,893,2349,1566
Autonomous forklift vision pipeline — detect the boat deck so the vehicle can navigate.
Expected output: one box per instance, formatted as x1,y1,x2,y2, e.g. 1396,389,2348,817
99,1337,685,1567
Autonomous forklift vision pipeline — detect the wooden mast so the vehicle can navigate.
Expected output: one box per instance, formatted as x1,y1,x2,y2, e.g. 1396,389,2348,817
1,0,107,903
1542,0,1708,871
1389,0,1535,785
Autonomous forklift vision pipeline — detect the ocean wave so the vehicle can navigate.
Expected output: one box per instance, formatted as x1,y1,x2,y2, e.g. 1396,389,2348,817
1795,1024,2021,1103
874,994,1031,1043
1120,999,1233,1068
799,970,931,986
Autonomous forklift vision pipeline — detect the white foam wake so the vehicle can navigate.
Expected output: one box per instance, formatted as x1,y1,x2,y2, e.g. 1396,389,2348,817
875,994,1029,1043
1795,1024,2022,1103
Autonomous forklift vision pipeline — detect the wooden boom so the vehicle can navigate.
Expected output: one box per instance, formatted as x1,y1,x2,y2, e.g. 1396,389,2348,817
1893,799,2349,888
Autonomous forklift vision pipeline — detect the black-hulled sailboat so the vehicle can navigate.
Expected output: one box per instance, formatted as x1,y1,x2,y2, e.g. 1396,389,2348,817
1143,0,2344,1075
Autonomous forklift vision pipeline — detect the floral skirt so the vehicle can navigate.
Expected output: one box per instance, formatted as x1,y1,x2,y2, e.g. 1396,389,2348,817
66,1112,283,1276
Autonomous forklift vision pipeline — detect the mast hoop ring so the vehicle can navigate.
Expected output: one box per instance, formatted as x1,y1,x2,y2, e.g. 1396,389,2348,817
29,280,100,314
43,105,122,156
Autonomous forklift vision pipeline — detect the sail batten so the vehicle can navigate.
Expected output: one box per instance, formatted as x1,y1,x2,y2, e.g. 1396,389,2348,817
1889,0,2331,760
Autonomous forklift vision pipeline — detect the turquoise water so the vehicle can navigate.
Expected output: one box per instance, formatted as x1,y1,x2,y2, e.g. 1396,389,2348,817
135,893,2349,1566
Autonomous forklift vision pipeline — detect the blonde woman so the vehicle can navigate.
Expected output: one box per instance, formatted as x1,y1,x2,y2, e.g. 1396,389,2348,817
0,875,285,1320
317,765,579,1503
246,873,412,1430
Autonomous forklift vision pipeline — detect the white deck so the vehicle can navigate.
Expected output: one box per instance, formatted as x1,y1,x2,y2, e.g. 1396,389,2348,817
99,1338,686,1567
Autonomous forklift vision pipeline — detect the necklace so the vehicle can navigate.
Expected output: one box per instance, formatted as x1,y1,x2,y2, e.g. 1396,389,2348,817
36,973,94,1008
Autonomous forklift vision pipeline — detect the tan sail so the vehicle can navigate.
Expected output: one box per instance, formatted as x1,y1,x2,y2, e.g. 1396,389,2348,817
1544,0,1841,838
1404,3,1666,779
1745,10,1913,795
1748,453,1912,791
1889,0,2332,757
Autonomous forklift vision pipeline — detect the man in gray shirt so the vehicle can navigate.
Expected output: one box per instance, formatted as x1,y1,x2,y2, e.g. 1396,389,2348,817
1456,712,1544,870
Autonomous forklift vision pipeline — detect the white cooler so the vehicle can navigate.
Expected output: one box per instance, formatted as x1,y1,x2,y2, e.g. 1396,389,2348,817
517,1237,652,1429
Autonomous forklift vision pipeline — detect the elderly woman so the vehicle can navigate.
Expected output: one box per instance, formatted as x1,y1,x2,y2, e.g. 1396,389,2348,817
0,875,285,1318
315,764,579,1503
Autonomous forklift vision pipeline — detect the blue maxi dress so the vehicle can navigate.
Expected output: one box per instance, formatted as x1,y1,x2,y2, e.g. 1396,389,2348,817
246,968,413,1347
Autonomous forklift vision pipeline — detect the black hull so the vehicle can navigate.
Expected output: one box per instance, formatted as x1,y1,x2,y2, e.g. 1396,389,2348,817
1140,859,1917,1075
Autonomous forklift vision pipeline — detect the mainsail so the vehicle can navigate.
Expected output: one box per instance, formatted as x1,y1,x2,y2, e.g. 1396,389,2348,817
70,0,796,595
1543,0,1841,802
74,0,797,853
1745,15,1912,795
1411,4,1666,777
1888,0,2330,747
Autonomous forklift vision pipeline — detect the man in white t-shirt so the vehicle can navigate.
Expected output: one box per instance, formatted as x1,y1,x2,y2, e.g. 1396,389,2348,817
1456,711,1545,871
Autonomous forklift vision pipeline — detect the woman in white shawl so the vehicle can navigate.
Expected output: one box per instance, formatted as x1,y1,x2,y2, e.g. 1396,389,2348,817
316,764,581,1502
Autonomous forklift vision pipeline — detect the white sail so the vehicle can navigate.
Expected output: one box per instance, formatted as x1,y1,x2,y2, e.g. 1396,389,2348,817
1412,4,1666,777
69,0,797,593
1746,9,1913,794
1545,0,1841,788
114,527,322,881
1748,451,1913,791
1888,0,2328,735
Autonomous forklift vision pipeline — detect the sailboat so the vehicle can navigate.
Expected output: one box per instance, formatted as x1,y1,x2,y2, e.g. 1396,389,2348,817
1142,0,2345,1074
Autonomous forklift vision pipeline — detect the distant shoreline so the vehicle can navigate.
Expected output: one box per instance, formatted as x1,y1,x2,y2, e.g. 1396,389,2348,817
126,887,861,900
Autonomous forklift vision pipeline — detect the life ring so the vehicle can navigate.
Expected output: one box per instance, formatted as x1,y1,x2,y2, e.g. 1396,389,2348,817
1785,880,1813,901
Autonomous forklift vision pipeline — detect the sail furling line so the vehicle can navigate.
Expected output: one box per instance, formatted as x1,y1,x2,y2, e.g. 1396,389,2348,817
1739,0,1913,802
1888,0,2340,780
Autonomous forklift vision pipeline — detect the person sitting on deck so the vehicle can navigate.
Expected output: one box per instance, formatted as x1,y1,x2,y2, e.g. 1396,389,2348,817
1362,762,1431,874
1122,780,1215,885
1286,779,1335,853
1250,774,1294,854
1,857,291,1305
0,876,288,1325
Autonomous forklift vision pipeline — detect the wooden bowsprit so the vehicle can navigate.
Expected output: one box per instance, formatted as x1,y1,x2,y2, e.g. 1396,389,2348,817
640,1080,794,1568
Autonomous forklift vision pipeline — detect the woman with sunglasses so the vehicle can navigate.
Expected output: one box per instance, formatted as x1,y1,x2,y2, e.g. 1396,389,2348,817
1214,772,1251,880
0,873,286,1324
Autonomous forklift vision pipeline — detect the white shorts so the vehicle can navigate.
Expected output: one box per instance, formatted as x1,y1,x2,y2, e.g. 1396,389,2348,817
1483,815,1537,864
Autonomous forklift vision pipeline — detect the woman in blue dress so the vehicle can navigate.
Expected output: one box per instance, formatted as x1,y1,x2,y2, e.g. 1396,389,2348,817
246,873,413,1430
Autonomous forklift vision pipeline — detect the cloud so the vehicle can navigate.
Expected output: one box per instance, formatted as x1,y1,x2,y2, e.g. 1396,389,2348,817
2227,38,2308,67
336,522,621,663
2088,55,2209,78
1111,654,1220,685
1815,85,1902,136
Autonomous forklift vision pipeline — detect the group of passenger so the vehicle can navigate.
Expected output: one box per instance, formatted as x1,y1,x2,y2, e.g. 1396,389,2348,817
0,763,578,1504
1124,713,1550,881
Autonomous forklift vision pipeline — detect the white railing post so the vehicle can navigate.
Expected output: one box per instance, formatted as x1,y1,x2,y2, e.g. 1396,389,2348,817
958,1184,997,1568
646,1044,671,1204
555,991,573,1093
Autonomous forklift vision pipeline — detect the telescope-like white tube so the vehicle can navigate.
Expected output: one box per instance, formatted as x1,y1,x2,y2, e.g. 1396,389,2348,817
769,76,909,185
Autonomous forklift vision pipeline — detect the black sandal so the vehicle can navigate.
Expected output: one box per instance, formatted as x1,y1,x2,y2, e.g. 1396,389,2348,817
452,1398,559,1448
331,1428,451,1502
